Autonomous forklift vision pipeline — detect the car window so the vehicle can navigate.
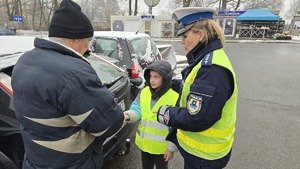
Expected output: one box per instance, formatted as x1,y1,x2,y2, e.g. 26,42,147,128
93,38,118,60
130,37,158,62
86,55,123,84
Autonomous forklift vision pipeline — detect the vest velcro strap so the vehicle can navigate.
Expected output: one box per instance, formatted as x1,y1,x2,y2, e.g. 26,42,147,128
177,130,234,153
137,130,167,142
199,125,235,138
140,120,169,131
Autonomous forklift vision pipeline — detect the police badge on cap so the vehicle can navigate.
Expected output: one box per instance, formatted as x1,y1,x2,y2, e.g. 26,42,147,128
173,7,217,37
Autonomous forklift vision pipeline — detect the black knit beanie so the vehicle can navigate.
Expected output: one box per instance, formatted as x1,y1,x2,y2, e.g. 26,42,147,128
48,0,94,39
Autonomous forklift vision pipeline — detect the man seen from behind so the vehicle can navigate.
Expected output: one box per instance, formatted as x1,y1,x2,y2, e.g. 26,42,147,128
11,0,126,168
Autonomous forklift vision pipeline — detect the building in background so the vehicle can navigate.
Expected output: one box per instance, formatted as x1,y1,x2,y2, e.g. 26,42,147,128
111,9,286,38
214,10,246,37
290,15,300,36
111,15,174,38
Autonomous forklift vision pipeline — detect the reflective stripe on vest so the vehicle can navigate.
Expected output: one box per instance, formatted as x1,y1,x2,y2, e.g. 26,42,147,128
178,49,238,160
135,86,178,154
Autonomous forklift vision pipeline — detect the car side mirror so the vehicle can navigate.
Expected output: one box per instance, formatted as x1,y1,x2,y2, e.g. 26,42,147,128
130,77,143,86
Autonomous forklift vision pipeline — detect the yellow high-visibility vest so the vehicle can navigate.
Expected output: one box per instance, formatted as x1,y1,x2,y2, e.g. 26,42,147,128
178,49,238,160
135,86,178,154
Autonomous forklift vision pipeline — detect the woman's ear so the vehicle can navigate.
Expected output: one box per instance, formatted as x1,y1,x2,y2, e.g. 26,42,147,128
198,30,207,42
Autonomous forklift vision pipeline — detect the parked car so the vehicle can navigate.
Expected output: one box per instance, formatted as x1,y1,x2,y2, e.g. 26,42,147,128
90,31,163,98
0,37,135,168
0,151,17,169
0,25,16,36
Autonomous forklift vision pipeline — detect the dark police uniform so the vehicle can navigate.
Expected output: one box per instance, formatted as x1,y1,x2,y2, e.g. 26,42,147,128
157,7,238,169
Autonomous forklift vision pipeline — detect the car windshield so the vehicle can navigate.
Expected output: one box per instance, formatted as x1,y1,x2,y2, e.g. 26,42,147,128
86,54,123,85
130,37,159,62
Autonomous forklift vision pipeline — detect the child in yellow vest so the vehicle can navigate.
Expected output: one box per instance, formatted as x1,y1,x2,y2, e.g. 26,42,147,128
124,60,179,169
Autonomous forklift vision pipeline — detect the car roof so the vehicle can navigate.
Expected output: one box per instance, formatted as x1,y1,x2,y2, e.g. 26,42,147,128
93,31,150,40
0,36,35,70
0,36,35,56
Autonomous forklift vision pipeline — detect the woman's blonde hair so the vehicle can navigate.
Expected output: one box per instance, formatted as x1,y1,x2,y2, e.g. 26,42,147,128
191,19,225,46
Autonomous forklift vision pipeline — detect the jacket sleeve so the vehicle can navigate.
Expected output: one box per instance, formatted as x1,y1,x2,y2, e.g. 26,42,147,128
171,78,182,93
167,141,178,152
58,68,124,139
157,65,233,132
129,91,141,116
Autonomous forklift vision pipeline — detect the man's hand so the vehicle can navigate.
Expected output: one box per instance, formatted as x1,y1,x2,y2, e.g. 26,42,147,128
164,150,174,161
124,112,130,122
123,110,139,123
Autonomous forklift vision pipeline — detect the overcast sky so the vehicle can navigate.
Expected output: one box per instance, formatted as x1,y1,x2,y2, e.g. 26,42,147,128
138,0,162,15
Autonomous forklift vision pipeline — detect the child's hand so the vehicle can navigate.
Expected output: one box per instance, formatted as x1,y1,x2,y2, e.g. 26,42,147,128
124,113,130,122
164,150,174,161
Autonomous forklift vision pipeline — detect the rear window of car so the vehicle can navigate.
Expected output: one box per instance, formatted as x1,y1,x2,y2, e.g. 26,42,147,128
86,54,123,84
93,38,119,60
130,37,159,62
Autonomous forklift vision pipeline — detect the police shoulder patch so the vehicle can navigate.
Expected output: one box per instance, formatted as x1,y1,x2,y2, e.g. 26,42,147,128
187,94,202,115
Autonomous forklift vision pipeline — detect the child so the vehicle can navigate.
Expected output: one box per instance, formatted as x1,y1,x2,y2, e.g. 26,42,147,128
124,60,179,169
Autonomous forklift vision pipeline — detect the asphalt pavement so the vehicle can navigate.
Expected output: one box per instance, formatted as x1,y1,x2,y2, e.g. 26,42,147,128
153,36,300,44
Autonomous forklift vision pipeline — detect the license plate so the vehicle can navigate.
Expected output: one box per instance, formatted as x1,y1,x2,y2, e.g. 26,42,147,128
118,99,125,111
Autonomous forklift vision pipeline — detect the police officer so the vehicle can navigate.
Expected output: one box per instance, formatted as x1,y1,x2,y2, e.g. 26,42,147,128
156,7,238,169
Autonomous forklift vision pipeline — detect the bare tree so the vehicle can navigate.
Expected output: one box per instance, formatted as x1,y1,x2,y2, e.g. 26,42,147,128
103,0,120,20
5,0,16,21
32,0,37,29
242,0,283,10
190,0,219,7
219,0,242,10
221,0,226,9
183,0,192,7
129,0,132,15
53,0,59,11
181,0,241,10
134,0,138,15
157,0,182,15
235,0,241,10
286,0,300,21
225,0,242,10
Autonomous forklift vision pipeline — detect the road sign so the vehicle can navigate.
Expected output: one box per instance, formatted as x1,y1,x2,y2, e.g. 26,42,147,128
141,15,154,20
18,16,23,22
13,15,23,22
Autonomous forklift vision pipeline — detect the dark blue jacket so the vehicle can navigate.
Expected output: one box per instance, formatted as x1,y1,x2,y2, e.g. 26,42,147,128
11,38,124,169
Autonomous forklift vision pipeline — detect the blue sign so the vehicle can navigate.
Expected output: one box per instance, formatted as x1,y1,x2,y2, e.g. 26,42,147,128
218,11,246,15
141,15,155,20
13,15,23,22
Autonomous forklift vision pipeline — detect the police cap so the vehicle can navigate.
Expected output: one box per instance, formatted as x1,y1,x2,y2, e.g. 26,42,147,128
173,7,217,37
